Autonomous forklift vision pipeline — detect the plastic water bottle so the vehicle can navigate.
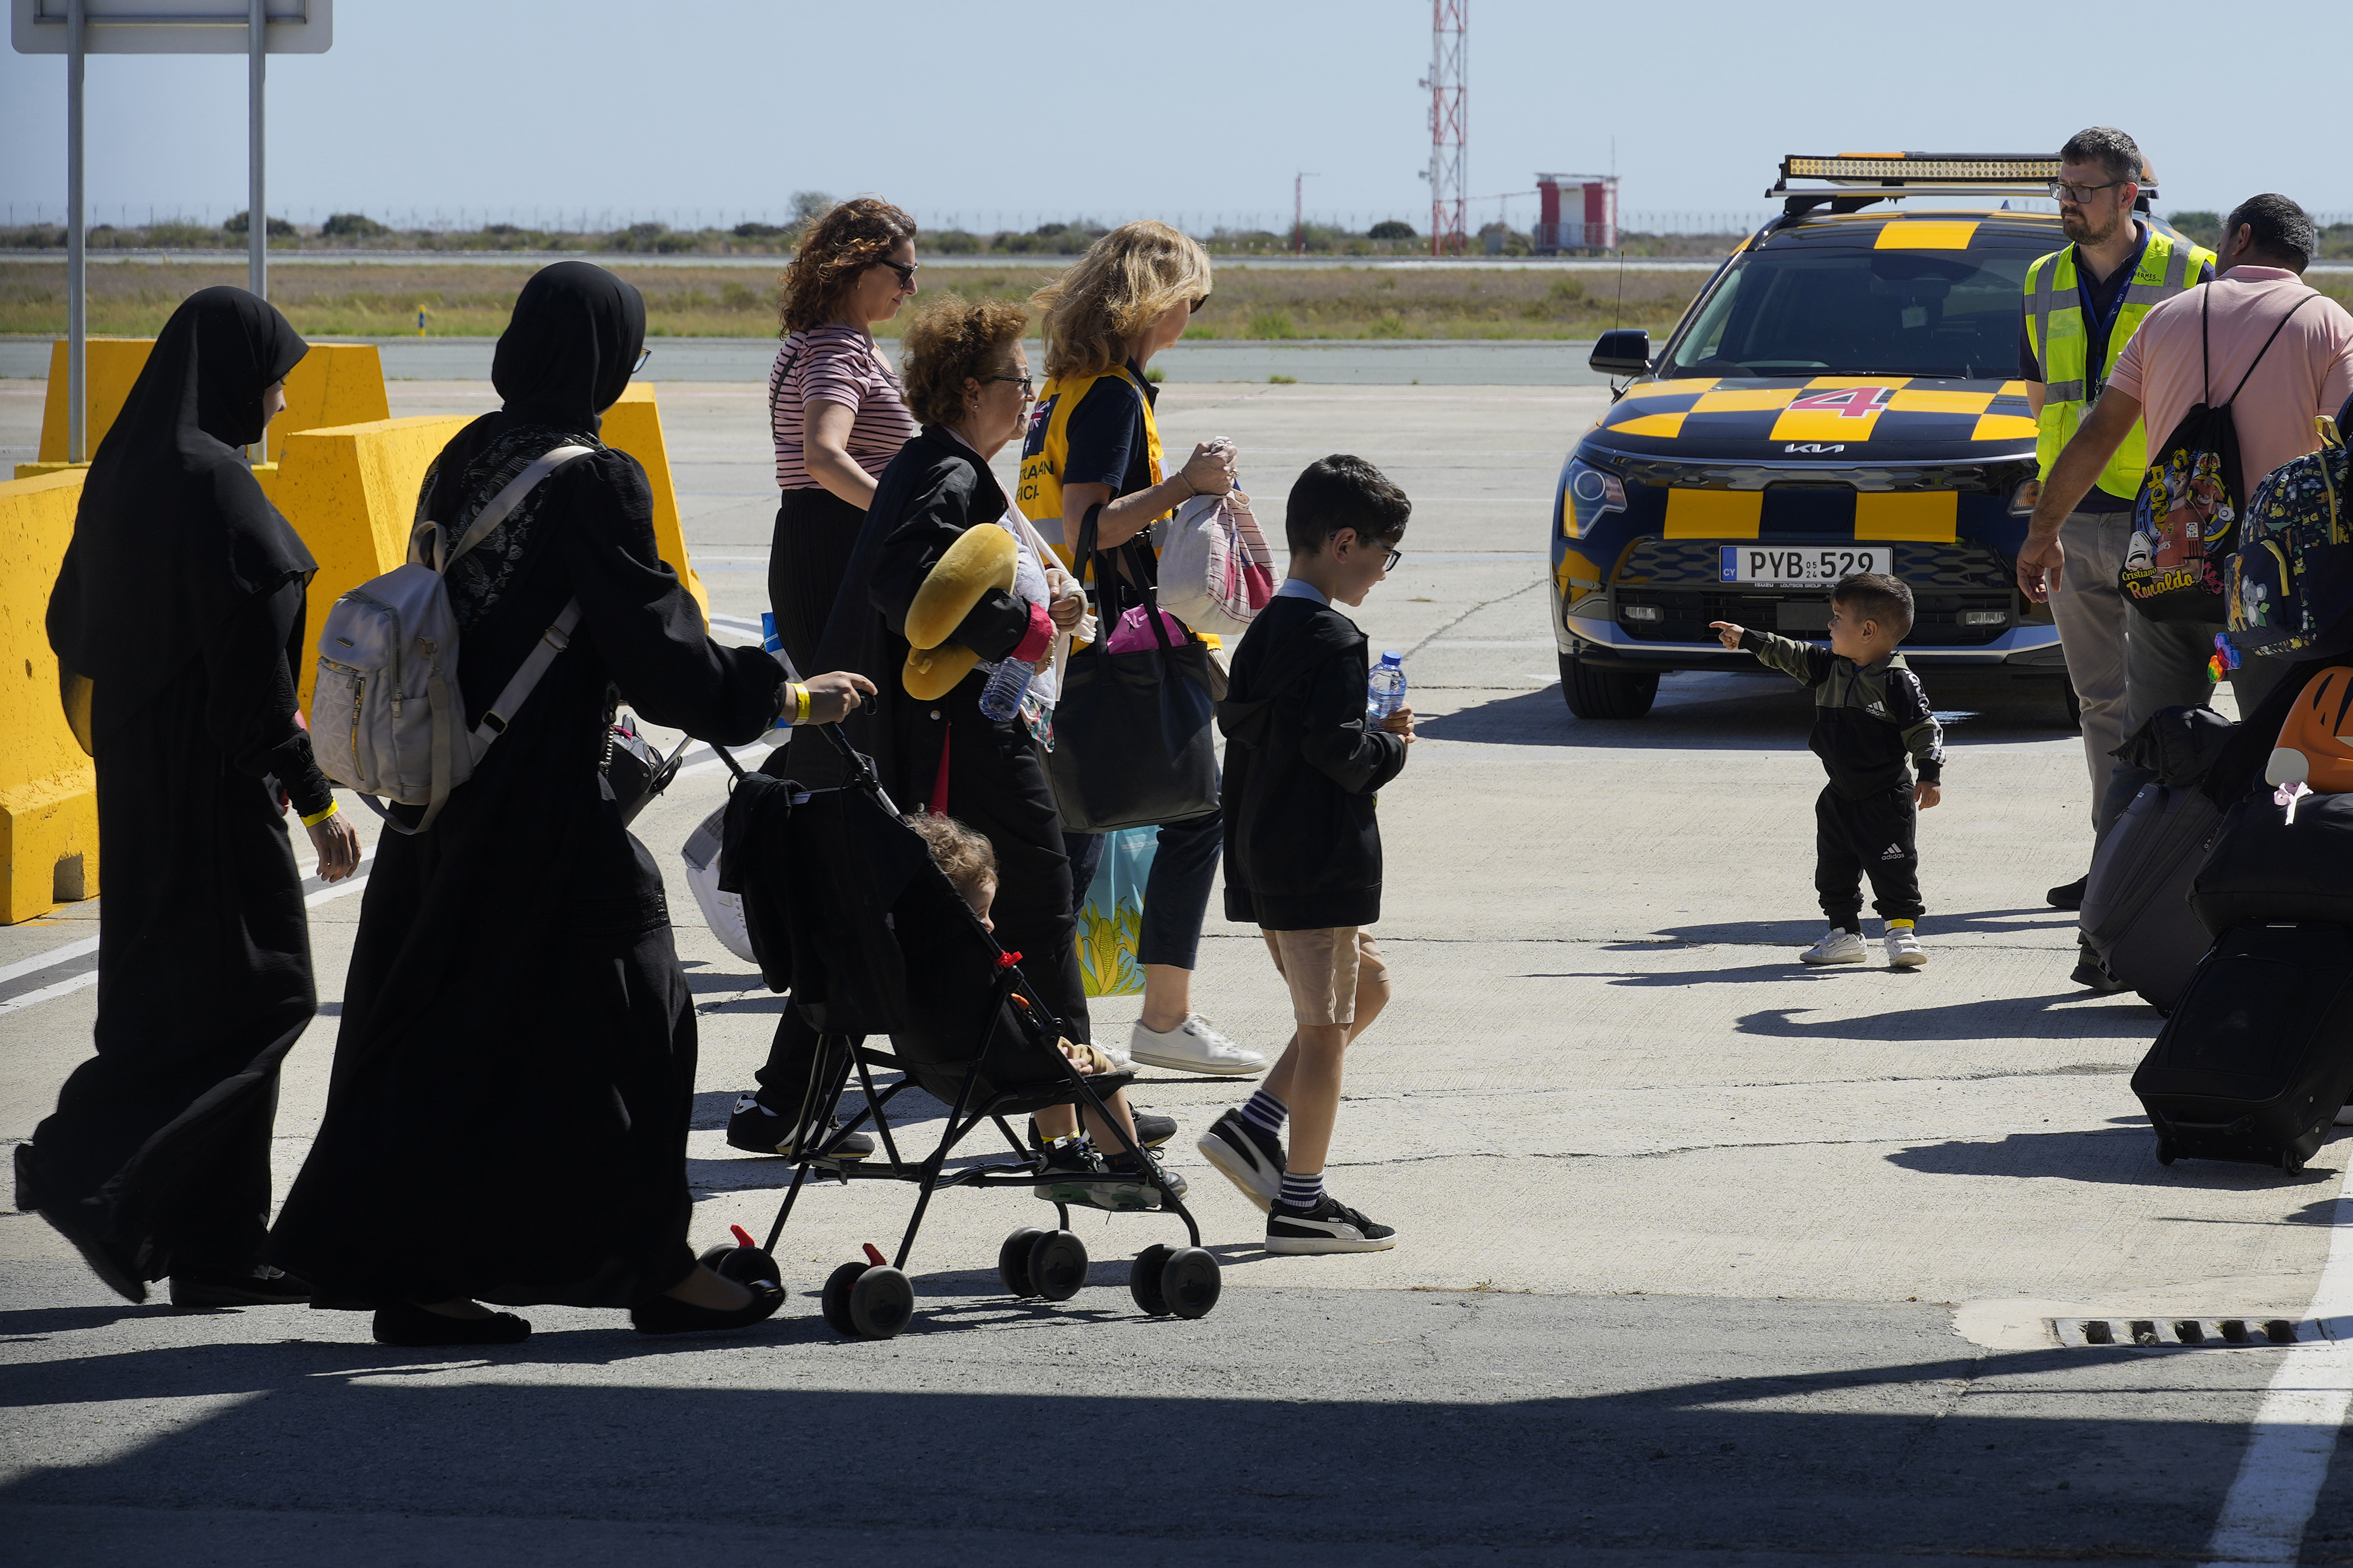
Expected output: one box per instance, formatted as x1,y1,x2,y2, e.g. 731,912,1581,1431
1366,651,1408,724
978,656,1036,722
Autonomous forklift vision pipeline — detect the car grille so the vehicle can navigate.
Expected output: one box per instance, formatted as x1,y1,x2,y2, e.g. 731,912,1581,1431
1614,538,2015,645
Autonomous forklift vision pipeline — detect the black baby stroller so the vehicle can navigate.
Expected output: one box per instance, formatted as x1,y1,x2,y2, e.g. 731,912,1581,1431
708,726,1222,1339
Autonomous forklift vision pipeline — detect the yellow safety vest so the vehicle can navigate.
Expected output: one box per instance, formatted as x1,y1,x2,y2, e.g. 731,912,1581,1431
2023,228,2215,500
1016,365,1165,558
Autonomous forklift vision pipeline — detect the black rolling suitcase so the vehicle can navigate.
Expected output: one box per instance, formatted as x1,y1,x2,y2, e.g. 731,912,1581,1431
2131,923,2353,1174
2080,782,2222,1013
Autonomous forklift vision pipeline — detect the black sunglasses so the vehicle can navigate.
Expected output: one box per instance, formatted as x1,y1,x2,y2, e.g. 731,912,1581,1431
877,257,920,289
1190,294,1210,314
630,348,652,375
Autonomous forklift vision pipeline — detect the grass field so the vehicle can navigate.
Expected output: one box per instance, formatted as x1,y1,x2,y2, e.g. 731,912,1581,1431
0,260,1705,341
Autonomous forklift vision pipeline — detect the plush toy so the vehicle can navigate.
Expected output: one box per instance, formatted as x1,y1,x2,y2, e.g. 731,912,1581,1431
903,525,1018,701
2266,665,2353,792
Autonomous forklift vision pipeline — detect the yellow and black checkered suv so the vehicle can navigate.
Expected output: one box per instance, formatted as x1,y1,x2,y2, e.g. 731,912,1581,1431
1549,153,2140,719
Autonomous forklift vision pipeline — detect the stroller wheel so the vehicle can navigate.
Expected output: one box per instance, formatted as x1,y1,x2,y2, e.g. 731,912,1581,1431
1129,1244,1175,1316
2154,1138,2176,1167
1027,1229,1089,1302
1161,1246,1221,1320
821,1261,868,1336
999,1228,1046,1298
700,1242,782,1290
848,1266,914,1339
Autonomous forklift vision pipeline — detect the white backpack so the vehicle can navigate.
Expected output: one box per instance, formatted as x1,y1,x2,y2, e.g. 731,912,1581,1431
311,445,593,831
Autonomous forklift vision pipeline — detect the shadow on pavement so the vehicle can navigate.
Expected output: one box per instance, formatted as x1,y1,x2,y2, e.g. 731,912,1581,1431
1738,991,2159,1043
1888,1126,2346,1188
0,1293,2263,1564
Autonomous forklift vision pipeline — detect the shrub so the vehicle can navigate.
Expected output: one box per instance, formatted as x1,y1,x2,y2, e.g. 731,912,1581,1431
1247,311,1297,340
2167,209,2223,246
1368,220,1417,241
1549,275,1586,302
322,212,388,238
1367,311,1409,338
732,221,787,239
224,211,297,238
927,229,983,254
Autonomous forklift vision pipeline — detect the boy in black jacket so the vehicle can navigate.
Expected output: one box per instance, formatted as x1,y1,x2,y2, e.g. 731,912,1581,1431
1196,455,1413,1254
1710,572,1945,970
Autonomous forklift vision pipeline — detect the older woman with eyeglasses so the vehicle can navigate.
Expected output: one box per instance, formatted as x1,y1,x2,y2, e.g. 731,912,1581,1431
1016,220,1262,1082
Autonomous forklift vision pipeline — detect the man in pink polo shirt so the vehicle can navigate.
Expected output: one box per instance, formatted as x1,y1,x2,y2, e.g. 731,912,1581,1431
2020,193,2353,985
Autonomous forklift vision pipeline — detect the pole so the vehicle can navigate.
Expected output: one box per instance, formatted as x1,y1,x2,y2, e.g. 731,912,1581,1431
247,0,267,462
66,0,86,464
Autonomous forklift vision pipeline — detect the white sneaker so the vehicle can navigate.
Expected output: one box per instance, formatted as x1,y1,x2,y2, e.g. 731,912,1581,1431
1884,924,1926,969
1128,1015,1268,1076
1800,928,1867,965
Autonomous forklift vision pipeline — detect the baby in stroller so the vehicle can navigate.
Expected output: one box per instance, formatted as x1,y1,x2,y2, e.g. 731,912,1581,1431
903,812,1185,1213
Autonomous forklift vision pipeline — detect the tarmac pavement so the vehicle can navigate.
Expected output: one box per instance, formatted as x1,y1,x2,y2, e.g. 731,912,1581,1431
5,375,2352,1565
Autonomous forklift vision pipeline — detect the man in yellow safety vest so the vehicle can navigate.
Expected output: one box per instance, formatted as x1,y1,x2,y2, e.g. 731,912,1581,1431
2011,126,2215,949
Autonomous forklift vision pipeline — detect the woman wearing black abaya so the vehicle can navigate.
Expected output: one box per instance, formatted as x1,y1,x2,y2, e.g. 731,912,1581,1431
269,263,814,1345
21,286,362,1309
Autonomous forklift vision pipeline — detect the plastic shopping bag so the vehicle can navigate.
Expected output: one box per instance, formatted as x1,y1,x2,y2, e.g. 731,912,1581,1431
1076,826,1156,997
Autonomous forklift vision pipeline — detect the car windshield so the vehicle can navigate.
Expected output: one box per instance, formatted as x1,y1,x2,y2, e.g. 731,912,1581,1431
1662,244,2035,380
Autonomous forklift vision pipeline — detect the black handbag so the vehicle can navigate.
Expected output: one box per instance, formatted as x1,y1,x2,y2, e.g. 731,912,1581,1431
1046,512,1220,833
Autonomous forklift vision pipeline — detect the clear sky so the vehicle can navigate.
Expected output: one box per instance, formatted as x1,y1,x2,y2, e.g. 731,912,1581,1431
3,0,2342,235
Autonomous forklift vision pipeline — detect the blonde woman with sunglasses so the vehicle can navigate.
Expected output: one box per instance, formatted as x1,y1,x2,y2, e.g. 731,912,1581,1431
1017,222,1264,1080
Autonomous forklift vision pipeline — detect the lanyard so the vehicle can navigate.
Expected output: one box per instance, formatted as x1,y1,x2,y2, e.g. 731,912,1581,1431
2075,228,2148,397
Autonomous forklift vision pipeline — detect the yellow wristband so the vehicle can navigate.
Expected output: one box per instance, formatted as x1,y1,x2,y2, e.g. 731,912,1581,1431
299,800,339,827
795,683,813,724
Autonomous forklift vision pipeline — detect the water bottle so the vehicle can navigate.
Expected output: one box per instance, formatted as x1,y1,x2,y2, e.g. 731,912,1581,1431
978,656,1036,723
1366,651,1408,724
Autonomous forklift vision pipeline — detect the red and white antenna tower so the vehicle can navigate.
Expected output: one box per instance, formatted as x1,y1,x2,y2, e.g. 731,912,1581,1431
1422,0,1467,256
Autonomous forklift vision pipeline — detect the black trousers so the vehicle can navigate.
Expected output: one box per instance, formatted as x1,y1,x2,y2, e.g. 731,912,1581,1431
1814,781,1924,929
768,487,867,677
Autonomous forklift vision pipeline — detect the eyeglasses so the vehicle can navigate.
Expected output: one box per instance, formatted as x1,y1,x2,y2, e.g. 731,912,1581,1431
877,257,919,289
1189,294,1210,314
2048,178,2129,204
983,372,1035,400
630,348,652,375
1382,546,1403,571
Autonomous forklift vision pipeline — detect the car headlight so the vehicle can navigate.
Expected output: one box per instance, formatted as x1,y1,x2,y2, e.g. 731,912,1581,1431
1562,456,1627,538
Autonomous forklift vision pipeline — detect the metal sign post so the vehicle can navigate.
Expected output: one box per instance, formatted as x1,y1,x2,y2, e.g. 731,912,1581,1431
12,0,333,463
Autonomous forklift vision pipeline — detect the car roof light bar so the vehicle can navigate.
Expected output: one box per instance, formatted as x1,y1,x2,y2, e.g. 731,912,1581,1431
1767,152,2158,218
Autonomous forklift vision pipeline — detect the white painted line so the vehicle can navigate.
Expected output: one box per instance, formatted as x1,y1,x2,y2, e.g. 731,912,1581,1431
2199,1159,2353,1566
0,935,99,988
0,970,98,1016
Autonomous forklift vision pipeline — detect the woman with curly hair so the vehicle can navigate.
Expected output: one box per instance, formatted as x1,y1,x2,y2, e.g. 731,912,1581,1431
791,294,1187,1208
1015,221,1262,1081
765,196,921,675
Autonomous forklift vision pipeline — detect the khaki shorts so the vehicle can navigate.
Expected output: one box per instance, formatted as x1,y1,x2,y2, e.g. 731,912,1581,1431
1262,927,1387,1028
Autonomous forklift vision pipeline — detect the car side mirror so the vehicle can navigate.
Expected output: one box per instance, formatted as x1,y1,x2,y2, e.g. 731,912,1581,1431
1589,328,1652,376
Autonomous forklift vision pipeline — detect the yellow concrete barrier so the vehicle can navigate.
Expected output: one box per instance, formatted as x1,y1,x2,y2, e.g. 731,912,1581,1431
0,469,98,925
597,383,711,627
255,417,471,713
27,339,394,474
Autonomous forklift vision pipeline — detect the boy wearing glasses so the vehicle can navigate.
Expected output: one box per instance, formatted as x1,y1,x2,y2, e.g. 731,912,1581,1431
1197,455,1414,1253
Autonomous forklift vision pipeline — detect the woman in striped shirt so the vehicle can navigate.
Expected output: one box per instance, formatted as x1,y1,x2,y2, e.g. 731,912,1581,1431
766,197,922,675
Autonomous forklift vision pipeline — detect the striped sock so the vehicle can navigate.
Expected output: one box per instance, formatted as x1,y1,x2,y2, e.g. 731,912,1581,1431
1278,1170,1324,1212
1239,1088,1289,1136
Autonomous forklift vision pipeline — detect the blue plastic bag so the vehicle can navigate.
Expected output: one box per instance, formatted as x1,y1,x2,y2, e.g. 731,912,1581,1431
1076,827,1156,997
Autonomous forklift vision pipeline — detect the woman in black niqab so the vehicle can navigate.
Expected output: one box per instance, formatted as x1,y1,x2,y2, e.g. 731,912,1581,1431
21,286,362,1310
269,262,796,1345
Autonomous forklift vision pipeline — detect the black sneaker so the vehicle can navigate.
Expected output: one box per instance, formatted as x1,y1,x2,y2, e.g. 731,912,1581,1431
1027,1111,1176,1151
170,1263,311,1309
2047,875,2088,911
1032,1135,1106,1205
1266,1192,1396,1255
1196,1109,1286,1213
726,1094,874,1160
1094,1148,1189,1212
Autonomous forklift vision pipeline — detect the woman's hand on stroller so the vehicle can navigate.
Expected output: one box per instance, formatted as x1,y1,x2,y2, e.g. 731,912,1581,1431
799,670,877,725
